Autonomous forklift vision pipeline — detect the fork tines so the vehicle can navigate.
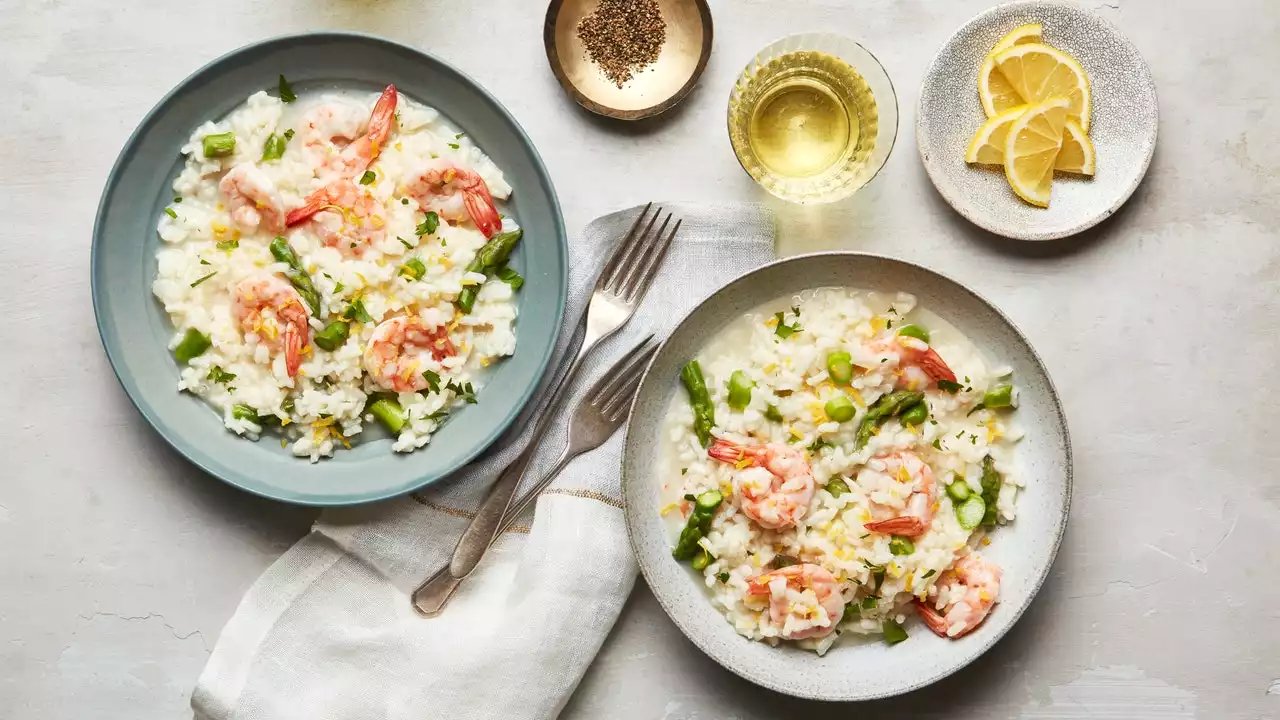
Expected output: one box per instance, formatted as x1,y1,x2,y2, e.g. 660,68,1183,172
587,335,659,423
597,204,682,302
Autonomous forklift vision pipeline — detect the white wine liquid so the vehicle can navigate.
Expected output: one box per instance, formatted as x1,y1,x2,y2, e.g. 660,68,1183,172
739,51,877,181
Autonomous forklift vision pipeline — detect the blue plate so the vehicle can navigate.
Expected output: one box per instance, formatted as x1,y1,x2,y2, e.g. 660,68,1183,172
92,33,567,505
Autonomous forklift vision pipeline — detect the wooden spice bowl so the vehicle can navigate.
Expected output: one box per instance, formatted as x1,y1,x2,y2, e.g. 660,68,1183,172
544,0,713,121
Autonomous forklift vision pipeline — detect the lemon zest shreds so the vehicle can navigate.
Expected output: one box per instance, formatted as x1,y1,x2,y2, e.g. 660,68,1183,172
734,458,753,470
660,503,680,517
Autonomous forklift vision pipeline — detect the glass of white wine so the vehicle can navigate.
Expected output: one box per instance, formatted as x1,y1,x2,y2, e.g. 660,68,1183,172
728,34,898,204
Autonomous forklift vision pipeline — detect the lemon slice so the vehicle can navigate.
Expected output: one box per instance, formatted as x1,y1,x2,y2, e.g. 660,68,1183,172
1004,96,1070,207
965,105,1028,164
1054,119,1095,176
992,23,1044,53
993,43,1091,131
977,24,1043,117
978,57,1024,117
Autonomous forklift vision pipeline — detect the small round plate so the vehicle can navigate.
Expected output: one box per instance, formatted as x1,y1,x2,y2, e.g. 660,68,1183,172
92,33,567,506
544,0,713,120
917,1,1157,240
622,252,1071,700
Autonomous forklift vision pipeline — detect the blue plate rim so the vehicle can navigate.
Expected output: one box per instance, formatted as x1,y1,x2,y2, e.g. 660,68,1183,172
91,31,568,506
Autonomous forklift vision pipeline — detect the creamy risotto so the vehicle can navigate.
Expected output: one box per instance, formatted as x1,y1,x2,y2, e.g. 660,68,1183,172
661,288,1023,653
152,80,524,461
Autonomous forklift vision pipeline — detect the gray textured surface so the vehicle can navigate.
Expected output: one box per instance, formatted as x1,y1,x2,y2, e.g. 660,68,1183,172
2,0,1276,718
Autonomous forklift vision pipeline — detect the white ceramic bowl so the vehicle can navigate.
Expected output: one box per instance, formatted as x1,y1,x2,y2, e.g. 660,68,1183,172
622,252,1071,700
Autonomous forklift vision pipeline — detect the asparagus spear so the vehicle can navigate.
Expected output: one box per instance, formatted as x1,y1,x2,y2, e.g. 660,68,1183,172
456,229,523,313
854,390,924,449
268,236,321,316
680,360,715,448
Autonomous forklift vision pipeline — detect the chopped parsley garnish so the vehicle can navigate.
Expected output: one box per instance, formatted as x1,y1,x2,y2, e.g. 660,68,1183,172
681,468,688,476
932,438,943,450
966,403,987,417
199,258,211,265
399,257,427,280
426,410,450,422
401,198,409,205
716,572,730,583
173,197,182,203
333,281,344,293
446,379,477,404
683,493,696,501
358,170,376,185
341,297,373,323
261,133,287,161
190,271,217,287
921,569,936,579
860,596,877,610
207,366,236,384
496,265,524,289
455,133,464,139
284,129,295,141
773,310,802,339
415,211,440,236
163,207,177,219
448,142,460,150
277,74,296,103
216,239,239,251
398,236,414,250
937,379,963,394
421,369,441,393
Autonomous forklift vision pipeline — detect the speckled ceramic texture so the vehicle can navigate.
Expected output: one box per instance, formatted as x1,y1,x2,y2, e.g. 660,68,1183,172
91,33,567,506
917,1,1158,241
622,252,1071,701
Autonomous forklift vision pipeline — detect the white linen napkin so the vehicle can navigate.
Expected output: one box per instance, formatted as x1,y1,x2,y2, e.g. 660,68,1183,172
192,203,776,720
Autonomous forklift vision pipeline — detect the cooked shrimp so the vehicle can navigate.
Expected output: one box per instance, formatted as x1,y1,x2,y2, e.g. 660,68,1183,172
404,158,502,239
233,275,310,378
283,179,386,253
915,553,1002,638
363,316,457,392
861,451,937,537
707,439,815,530
745,564,845,640
300,84,398,179
219,163,285,232
871,336,957,388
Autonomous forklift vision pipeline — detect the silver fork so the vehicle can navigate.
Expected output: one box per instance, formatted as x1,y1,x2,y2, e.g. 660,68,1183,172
411,204,679,616
410,336,658,615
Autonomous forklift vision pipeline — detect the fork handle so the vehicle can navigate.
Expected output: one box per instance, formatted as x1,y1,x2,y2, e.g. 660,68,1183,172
446,339,595,580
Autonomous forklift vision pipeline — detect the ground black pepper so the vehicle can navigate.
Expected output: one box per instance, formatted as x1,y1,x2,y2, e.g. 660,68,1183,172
576,0,666,88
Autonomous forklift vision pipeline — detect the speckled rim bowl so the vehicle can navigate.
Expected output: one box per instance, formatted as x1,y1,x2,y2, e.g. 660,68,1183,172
917,1,1158,241
622,252,1071,700
91,33,567,506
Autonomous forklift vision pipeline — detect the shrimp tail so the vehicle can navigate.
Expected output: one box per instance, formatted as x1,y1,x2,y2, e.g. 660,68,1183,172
914,599,951,638
283,321,305,378
462,178,501,239
362,84,398,163
863,516,928,537
917,348,957,384
285,190,330,227
708,439,755,465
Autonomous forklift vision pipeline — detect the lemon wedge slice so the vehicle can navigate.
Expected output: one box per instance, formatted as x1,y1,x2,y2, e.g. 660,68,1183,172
1054,119,1096,176
965,105,1029,164
992,23,1044,53
977,24,1043,116
1004,96,1070,207
993,43,1091,131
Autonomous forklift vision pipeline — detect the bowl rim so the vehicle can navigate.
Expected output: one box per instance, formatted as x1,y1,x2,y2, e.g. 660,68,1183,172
542,0,714,121
914,0,1159,241
90,31,568,506
621,250,1073,699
